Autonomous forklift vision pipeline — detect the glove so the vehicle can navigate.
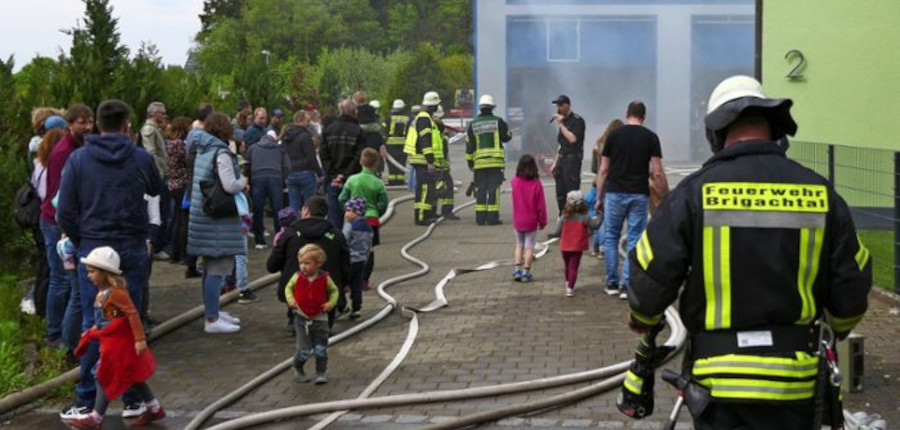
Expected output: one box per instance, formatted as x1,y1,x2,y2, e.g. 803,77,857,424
465,181,476,197
616,323,674,420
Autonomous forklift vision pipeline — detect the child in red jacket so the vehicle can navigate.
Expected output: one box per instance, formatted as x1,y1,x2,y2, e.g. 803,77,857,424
65,247,164,429
554,191,600,297
286,244,339,384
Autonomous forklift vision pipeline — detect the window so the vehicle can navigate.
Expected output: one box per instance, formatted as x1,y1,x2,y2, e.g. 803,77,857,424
547,20,580,62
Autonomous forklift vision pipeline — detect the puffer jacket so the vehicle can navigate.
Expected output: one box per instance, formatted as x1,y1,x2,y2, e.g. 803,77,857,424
187,131,246,257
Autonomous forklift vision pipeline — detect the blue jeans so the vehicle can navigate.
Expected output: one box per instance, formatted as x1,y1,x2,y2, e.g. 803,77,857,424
75,239,148,407
603,193,649,290
324,181,344,230
236,236,248,291
286,171,318,213
203,274,224,320
39,219,72,342
61,271,82,351
252,176,284,245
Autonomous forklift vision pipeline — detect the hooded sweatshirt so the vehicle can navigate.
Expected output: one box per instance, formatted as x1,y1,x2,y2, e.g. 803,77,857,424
281,124,318,173
267,216,351,303
56,134,162,247
245,134,290,180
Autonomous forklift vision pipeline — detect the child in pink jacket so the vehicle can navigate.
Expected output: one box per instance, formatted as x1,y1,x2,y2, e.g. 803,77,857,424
511,155,548,282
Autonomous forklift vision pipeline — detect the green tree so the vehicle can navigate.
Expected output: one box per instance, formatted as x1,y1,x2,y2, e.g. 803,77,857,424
199,0,245,34
60,0,129,109
0,57,32,276
386,43,444,111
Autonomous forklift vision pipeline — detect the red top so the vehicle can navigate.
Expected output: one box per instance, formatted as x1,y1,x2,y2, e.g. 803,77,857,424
40,131,80,223
559,218,589,252
293,271,330,318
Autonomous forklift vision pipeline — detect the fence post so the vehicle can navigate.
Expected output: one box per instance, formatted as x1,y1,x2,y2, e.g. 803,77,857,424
895,152,900,294
828,144,835,185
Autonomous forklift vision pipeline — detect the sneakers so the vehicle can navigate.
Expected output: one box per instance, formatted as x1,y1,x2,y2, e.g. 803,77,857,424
565,287,575,297
122,402,146,418
131,405,165,425
335,308,351,320
59,404,90,420
521,272,533,283
219,310,241,324
254,243,267,250
314,374,328,385
605,284,620,296
512,268,523,281
20,297,36,315
619,291,628,300
205,318,241,334
349,311,361,321
293,365,310,383
152,251,171,261
61,414,102,429
238,290,259,304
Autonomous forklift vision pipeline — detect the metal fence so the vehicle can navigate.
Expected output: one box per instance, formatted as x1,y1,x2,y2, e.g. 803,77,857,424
789,140,899,293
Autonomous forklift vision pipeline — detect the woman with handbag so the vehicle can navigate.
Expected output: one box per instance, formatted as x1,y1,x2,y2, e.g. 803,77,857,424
187,113,248,334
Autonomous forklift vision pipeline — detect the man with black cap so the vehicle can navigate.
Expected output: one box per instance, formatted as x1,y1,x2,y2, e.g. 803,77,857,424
549,95,586,215
621,76,870,429
267,108,285,136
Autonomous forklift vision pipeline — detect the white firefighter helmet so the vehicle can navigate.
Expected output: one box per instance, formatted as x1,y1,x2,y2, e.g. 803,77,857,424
704,75,797,153
478,94,495,107
392,99,405,110
369,100,381,109
422,91,441,107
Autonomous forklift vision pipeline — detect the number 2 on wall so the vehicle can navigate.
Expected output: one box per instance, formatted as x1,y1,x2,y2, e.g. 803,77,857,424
784,49,806,80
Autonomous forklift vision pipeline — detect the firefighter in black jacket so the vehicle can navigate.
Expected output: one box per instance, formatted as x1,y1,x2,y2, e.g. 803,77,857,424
624,76,871,429
385,99,410,185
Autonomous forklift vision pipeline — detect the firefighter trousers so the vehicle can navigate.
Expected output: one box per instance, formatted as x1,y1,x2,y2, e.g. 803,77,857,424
695,402,814,430
386,144,407,185
474,168,503,225
436,168,454,215
413,165,437,224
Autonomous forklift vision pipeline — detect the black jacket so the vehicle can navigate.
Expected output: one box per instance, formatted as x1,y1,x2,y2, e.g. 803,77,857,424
320,114,364,180
281,124,319,173
267,217,351,302
628,141,870,339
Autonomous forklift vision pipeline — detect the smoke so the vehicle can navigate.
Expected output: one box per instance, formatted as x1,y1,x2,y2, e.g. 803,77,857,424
480,0,755,163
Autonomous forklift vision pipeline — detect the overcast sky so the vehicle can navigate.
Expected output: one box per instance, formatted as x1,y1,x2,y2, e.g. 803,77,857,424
1,0,204,71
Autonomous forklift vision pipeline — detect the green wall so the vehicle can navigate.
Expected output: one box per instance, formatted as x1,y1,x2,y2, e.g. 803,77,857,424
762,0,900,150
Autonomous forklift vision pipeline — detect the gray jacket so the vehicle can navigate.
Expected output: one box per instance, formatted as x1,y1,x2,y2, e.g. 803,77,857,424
140,119,168,177
245,135,290,180
187,131,247,257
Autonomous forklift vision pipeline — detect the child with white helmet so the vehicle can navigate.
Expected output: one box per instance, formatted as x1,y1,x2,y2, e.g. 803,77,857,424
62,246,165,429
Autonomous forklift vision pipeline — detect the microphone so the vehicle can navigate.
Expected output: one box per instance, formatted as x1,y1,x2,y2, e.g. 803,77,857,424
549,117,556,124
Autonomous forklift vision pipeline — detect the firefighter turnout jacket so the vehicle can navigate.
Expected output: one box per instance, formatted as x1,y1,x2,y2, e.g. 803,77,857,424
404,111,443,166
626,141,871,404
465,113,511,170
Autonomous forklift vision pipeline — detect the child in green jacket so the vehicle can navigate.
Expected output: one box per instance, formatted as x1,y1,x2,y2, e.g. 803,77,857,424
338,148,389,290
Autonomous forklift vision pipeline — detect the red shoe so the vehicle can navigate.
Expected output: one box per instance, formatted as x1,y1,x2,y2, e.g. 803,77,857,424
62,415,102,429
132,406,166,426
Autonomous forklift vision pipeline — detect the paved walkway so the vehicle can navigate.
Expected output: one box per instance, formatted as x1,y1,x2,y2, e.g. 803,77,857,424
6,152,899,430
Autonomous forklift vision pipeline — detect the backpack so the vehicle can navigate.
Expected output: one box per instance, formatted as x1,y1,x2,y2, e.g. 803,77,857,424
14,169,43,229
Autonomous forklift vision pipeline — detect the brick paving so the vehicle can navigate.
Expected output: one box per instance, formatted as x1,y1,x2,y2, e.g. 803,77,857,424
5,152,899,430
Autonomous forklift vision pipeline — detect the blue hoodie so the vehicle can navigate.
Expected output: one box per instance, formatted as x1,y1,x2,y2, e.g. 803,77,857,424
57,134,162,246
